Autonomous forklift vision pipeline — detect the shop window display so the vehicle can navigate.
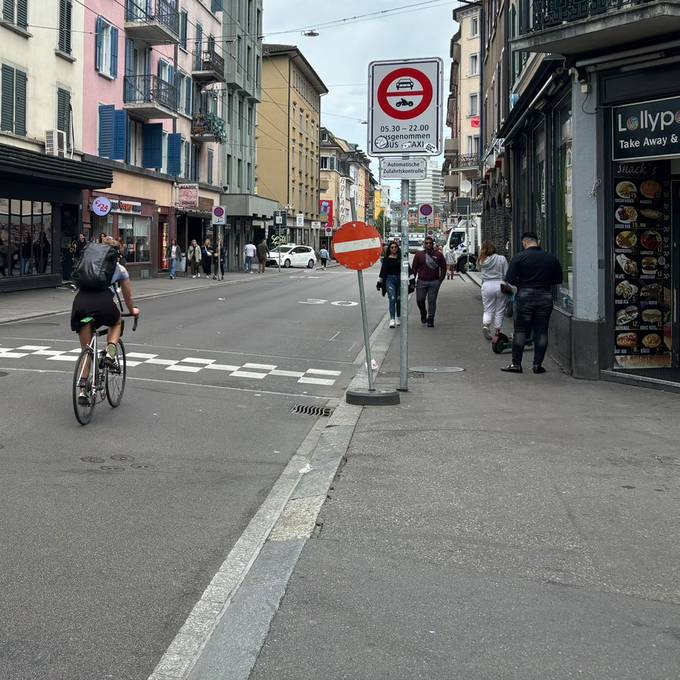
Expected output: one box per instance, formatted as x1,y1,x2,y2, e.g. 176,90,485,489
532,124,546,244
119,215,151,264
554,102,573,310
0,199,53,278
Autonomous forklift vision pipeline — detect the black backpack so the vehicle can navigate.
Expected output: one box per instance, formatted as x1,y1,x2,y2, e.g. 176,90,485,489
72,243,119,291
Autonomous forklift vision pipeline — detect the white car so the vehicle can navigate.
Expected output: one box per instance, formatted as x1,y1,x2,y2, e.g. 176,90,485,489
267,244,317,268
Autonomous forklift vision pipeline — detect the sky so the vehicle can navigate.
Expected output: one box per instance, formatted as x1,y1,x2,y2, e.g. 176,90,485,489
262,1,458,191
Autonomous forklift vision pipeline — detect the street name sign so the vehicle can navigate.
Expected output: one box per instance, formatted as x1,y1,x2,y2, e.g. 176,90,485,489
380,157,428,180
368,58,443,157
333,221,383,271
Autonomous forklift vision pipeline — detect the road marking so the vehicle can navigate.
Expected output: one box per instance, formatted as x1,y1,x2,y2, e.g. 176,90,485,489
328,331,341,341
166,365,203,373
269,370,305,378
46,355,79,362
181,357,216,365
126,352,158,359
125,361,143,367
145,358,179,366
16,345,50,350
331,300,358,307
204,363,241,371
33,349,67,356
0,351,29,358
243,362,277,370
230,370,268,380
306,368,342,376
298,377,336,386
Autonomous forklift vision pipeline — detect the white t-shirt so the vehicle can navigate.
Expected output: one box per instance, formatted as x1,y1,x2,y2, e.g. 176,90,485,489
244,244,257,258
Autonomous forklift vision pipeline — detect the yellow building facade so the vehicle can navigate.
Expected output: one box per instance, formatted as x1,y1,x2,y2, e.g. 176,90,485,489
258,45,328,247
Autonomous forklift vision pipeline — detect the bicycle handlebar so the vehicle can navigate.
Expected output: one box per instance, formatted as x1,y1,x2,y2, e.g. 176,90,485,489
121,313,139,331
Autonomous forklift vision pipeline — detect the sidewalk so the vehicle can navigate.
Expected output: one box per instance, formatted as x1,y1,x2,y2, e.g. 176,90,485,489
251,278,680,679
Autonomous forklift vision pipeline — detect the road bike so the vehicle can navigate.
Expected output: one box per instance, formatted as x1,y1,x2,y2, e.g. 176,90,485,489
72,311,138,426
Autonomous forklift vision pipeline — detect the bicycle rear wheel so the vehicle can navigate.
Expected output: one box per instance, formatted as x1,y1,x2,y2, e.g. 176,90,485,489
106,339,126,407
73,347,96,425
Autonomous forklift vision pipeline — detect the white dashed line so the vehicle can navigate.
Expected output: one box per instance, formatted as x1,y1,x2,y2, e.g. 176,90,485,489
16,345,50,350
0,352,30,358
181,358,216,365
298,377,336,386
46,355,79,362
243,363,277,370
145,358,179,366
166,365,203,373
230,371,268,380
269,370,305,378
127,352,159,359
306,368,342,376
205,363,241,371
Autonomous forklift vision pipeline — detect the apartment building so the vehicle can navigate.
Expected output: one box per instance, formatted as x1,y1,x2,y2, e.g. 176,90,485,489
319,127,352,248
0,0,112,291
258,44,327,248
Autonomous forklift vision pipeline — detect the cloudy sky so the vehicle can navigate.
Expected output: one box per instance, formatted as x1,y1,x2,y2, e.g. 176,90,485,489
262,1,457,180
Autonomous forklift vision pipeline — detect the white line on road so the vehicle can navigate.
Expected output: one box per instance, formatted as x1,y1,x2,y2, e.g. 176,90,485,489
145,358,179,366
126,352,159,359
230,370,268,380
243,363,277,370
269,370,305,378
181,358,217,365
298,377,336,386
204,363,241,371
328,331,341,342
306,368,343,376
46,355,78,362
16,345,50,350
166,365,203,373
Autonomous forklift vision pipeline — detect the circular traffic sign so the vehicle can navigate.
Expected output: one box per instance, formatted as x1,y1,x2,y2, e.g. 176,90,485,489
377,67,434,121
325,226,333,236
92,196,111,217
419,204,433,216
333,221,383,271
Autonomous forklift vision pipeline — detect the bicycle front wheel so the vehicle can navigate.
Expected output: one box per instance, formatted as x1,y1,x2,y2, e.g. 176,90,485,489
106,339,126,407
73,347,96,425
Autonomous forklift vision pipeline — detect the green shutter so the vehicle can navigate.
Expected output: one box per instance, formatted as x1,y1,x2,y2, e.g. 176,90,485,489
2,0,14,23
14,69,26,136
1,65,15,132
16,0,26,29
58,0,72,53
57,88,70,137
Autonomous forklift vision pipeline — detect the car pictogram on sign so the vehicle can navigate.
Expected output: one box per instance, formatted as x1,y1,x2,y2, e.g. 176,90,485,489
395,78,415,90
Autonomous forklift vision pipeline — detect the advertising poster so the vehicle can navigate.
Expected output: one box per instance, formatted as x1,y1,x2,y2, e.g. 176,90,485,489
320,199,334,228
612,160,672,368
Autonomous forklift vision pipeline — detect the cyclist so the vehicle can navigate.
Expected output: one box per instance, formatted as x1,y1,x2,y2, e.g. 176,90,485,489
70,236,140,405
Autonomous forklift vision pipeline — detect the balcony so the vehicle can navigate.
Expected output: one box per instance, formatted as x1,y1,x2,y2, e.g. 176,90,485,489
193,47,225,83
123,75,177,119
444,138,459,156
448,153,480,172
191,112,226,143
512,0,680,55
125,0,179,45
443,174,459,192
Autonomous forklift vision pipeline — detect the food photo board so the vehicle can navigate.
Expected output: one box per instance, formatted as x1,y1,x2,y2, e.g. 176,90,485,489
613,160,672,369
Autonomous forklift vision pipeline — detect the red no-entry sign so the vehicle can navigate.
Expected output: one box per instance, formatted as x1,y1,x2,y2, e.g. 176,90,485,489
377,67,434,121
333,221,383,271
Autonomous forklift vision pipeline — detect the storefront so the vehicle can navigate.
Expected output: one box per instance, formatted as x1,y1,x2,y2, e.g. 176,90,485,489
0,144,112,292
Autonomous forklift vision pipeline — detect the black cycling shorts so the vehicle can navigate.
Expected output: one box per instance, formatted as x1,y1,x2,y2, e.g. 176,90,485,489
70,290,120,332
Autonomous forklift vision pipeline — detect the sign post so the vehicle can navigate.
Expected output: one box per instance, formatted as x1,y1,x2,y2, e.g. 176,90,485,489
400,178,410,391
333,221,399,405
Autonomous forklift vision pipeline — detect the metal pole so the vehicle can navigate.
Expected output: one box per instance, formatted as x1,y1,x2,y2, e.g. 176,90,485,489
399,176,410,391
357,269,375,391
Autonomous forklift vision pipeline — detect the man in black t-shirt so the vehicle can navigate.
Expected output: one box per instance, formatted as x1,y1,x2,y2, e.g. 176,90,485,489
501,232,563,374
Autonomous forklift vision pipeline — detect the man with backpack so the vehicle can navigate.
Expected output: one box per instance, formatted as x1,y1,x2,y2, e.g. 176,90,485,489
70,237,140,404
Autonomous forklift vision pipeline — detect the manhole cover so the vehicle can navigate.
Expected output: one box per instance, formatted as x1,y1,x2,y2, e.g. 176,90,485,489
410,366,465,373
110,455,135,462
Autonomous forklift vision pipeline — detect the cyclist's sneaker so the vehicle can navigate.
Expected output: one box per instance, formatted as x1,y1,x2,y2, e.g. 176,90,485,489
78,378,91,406
104,343,118,369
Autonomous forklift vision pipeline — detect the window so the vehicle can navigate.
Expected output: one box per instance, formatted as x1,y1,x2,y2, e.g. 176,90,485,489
469,53,479,76
470,16,479,37
226,154,232,185
0,64,27,136
182,139,190,178
179,10,188,51
119,215,151,263
58,0,72,54
247,162,252,192
247,45,252,79
95,17,118,79
466,135,479,155
2,0,28,30
237,158,243,188
56,88,71,148
176,72,191,115
554,100,573,310
469,93,478,117
320,156,329,170
161,130,168,174
0,199,53,278
207,149,214,184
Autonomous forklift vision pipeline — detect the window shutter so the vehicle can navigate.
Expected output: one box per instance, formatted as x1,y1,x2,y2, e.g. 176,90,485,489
195,24,203,70
1,65,15,132
142,122,163,168
57,89,70,134
58,0,72,53
95,17,103,71
16,0,26,29
110,27,119,78
167,132,181,175
208,149,213,185
98,104,114,157
14,69,26,136
2,0,14,23
186,76,192,115
112,109,128,160
211,0,223,13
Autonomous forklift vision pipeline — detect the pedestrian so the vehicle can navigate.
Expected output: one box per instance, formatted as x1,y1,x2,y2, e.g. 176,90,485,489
377,241,412,328
501,231,563,374
21,233,33,275
412,235,447,327
445,247,456,280
478,240,509,341
256,239,268,274
188,239,202,278
215,239,226,279
75,233,87,262
244,240,256,273
319,246,329,269
202,238,213,278
167,239,180,279
35,232,51,274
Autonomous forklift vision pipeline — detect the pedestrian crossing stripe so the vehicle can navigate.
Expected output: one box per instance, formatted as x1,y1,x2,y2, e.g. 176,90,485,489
0,345,343,386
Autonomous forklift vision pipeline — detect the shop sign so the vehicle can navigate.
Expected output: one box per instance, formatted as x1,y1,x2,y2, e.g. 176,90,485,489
177,183,199,208
91,196,112,217
613,97,680,161
110,199,142,214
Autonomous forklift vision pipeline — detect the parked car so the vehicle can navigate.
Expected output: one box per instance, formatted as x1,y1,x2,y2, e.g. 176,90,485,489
267,244,317,268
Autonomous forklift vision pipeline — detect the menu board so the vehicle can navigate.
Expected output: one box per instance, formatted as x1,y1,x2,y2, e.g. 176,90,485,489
613,160,672,368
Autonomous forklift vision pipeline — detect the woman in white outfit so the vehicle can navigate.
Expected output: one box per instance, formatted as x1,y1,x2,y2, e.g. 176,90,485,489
478,240,509,340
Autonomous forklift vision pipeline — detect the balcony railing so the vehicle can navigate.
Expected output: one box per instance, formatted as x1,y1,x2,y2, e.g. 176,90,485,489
191,112,226,144
449,153,480,171
125,0,179,42
531,0,648,31
193,47,225,82
124,74,177,116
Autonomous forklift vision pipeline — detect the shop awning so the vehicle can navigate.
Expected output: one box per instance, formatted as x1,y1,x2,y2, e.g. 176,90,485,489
0,144,112,189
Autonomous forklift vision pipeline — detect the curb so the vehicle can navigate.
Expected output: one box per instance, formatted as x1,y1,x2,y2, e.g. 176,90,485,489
147,313,393,680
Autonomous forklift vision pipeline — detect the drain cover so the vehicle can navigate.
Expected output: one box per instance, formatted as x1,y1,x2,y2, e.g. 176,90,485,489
291,404,335,417
410,366,465,373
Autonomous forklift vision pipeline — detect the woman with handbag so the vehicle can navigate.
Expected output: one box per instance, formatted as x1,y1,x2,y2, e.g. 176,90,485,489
376,242,414,328
478,240,509,341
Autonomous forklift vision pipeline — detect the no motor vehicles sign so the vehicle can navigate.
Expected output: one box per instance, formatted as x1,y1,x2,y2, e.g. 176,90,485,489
368,58,443,157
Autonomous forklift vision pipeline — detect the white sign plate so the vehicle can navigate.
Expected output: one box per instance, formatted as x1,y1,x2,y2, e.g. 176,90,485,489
368,57,443,157
212,206,226,225
380,157,428,180
296,213,304,227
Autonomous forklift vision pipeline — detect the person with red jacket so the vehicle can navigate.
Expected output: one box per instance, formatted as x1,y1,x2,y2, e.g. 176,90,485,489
412,236,447,327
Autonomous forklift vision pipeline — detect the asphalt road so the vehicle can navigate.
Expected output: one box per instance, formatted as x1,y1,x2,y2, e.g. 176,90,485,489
0,266,386,680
